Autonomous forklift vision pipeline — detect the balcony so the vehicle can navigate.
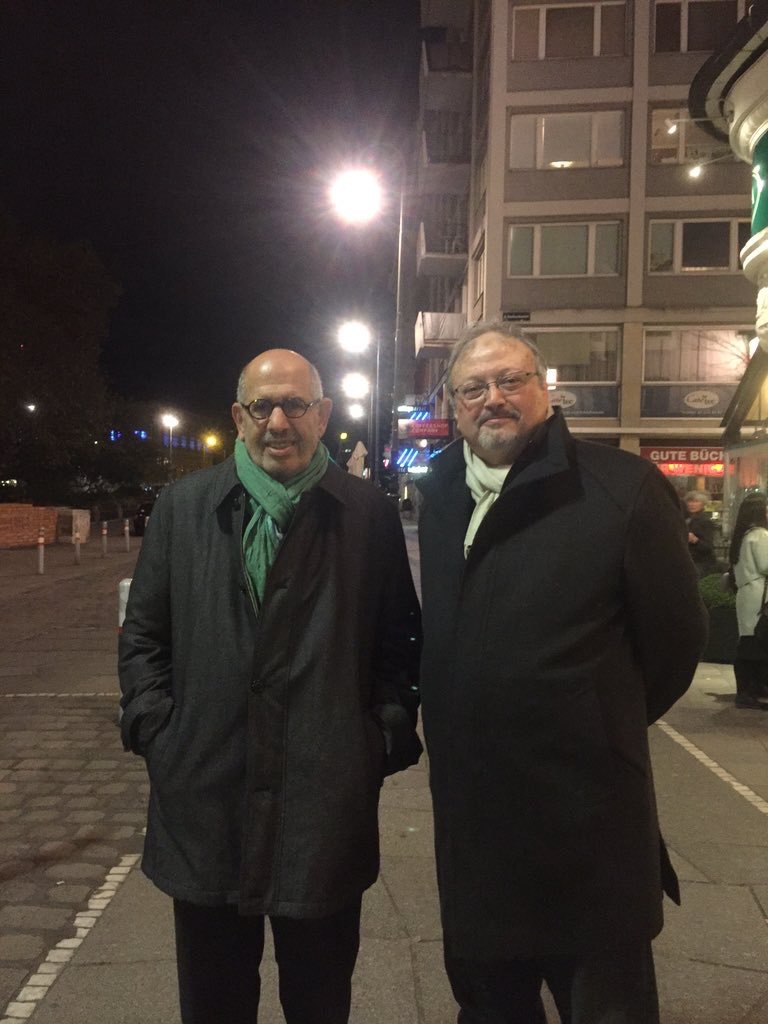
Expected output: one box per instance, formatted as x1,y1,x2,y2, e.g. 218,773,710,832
418,133,470,195
420,40,472,110
415,311,467,359
417,221,467,278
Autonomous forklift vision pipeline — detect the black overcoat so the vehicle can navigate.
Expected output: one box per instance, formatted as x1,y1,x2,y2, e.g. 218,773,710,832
417,411,707,959
119,457,422,917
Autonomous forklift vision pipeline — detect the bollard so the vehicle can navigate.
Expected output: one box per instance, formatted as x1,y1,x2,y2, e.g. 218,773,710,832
117,578,132,727
123,518,130,552
74,528,81,565
101,520,108,557
37,526,45,574
118,578,132,633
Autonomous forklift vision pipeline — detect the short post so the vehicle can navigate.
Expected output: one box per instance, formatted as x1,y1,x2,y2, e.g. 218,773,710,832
123,518,130,552
101,520,108,557
74,528,81,565
37,527,45,574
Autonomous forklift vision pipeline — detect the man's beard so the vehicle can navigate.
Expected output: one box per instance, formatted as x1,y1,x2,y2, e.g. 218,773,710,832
475,411,522,457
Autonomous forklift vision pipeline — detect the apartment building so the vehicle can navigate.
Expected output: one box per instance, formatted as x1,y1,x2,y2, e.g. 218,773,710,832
410,0,755,509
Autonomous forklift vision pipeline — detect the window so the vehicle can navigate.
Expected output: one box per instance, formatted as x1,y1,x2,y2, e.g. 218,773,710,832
654,1,739,53
510,110,624,169
650,107,734,165
527,328,619,381
648,218,751,273
643,328,751,382
507,221,621,276
511,3,625,60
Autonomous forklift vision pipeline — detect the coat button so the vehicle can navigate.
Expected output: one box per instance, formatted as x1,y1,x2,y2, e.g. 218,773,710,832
250,679,259,693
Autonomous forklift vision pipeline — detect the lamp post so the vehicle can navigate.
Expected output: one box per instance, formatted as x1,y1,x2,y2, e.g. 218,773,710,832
329,155,406,483
161,413,179,475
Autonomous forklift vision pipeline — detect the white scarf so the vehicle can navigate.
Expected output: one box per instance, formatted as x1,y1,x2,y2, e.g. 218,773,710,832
463,441,510,558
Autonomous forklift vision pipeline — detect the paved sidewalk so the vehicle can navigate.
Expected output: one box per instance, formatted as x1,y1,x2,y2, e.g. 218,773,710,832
2,527,768,1022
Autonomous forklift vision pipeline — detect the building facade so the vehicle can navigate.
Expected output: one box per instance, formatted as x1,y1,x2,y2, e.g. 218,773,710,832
688,0,768,530
409,0,755,512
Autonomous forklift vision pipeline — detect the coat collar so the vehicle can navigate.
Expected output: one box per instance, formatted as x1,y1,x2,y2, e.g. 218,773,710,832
210,454,353,513
420,408,576,497
417,410,583,559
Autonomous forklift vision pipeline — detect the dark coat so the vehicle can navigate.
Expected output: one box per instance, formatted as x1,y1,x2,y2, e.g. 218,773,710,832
417,411,707,959
119,457,422,917
686,510,718,577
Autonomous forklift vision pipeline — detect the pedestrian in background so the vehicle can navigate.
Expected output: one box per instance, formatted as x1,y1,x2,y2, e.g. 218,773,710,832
119,349,422,1024
729,492,768,710
417,322,707,1024
684,490,718,577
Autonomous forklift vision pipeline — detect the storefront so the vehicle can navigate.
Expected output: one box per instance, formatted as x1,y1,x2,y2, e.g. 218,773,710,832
640,443,727,533
689,0,768,538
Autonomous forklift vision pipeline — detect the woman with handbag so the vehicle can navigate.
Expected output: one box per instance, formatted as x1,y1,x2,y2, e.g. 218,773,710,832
729,492,768,709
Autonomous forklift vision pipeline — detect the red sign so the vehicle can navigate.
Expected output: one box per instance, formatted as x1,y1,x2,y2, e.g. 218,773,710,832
402,419,451,439
640,447,723,463
653,462,727,477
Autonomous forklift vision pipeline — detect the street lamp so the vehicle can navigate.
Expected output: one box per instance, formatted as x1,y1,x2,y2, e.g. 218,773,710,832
329,156,406,480
341,372,370,401
337,319,382,484
161,413,179,473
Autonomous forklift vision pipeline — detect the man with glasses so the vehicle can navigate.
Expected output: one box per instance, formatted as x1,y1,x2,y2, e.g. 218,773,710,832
119,349,422,1024
416,322,707,1023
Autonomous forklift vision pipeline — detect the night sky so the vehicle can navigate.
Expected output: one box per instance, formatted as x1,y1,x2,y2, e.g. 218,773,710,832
2,1,421,422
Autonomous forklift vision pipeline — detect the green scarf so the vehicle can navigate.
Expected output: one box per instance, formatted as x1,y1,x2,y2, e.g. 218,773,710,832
234,438,329,606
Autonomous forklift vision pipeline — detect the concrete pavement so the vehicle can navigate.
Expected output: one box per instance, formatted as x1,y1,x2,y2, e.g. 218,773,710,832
1,525,768,1022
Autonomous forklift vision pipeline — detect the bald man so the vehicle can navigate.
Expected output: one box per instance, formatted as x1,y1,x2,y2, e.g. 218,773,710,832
119,350,422,1024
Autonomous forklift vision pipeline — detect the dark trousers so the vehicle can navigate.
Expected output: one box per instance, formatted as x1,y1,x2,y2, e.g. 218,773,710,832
734,636,768,699
173,897,362,1024
445,943,659,1024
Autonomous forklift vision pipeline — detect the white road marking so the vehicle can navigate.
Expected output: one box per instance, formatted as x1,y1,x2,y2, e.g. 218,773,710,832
657,719,768,816
0,854,141,1022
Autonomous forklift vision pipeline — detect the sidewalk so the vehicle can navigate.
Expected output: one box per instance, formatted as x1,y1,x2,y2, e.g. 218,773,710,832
2,530,768,1023
13,663,768,1024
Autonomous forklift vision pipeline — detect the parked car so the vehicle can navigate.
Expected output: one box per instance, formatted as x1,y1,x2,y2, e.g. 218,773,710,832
132,502,155,536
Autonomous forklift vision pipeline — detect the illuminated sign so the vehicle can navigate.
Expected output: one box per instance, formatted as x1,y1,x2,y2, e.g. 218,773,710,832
402,419,451,438
640,447,723,462
641,447,728,477
753,131,768,236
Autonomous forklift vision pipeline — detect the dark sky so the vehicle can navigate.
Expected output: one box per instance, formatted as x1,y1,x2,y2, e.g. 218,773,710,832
2,1,420,420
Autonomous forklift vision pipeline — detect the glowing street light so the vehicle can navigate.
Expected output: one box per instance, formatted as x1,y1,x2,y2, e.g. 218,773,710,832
338,320,372,354
341,373,370,401
329,168,383,225
337,319,382,484
348,403,366,419
161,412,179,472
329,152,407,483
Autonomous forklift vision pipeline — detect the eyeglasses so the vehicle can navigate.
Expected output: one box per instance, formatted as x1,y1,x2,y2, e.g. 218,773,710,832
451,371,539,404
240,397,322,421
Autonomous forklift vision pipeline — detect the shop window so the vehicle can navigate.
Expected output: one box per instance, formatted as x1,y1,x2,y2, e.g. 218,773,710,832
507,221,620,277
509,110,624,169
511,3,626,60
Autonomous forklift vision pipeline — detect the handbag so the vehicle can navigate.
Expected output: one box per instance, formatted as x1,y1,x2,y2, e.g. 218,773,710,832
753,578,768,652
719,568,736,594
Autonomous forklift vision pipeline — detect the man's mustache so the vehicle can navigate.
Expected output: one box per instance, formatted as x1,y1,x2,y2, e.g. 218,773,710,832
477,409,521,426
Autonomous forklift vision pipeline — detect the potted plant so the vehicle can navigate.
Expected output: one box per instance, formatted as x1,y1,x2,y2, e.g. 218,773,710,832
698,572,738,664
